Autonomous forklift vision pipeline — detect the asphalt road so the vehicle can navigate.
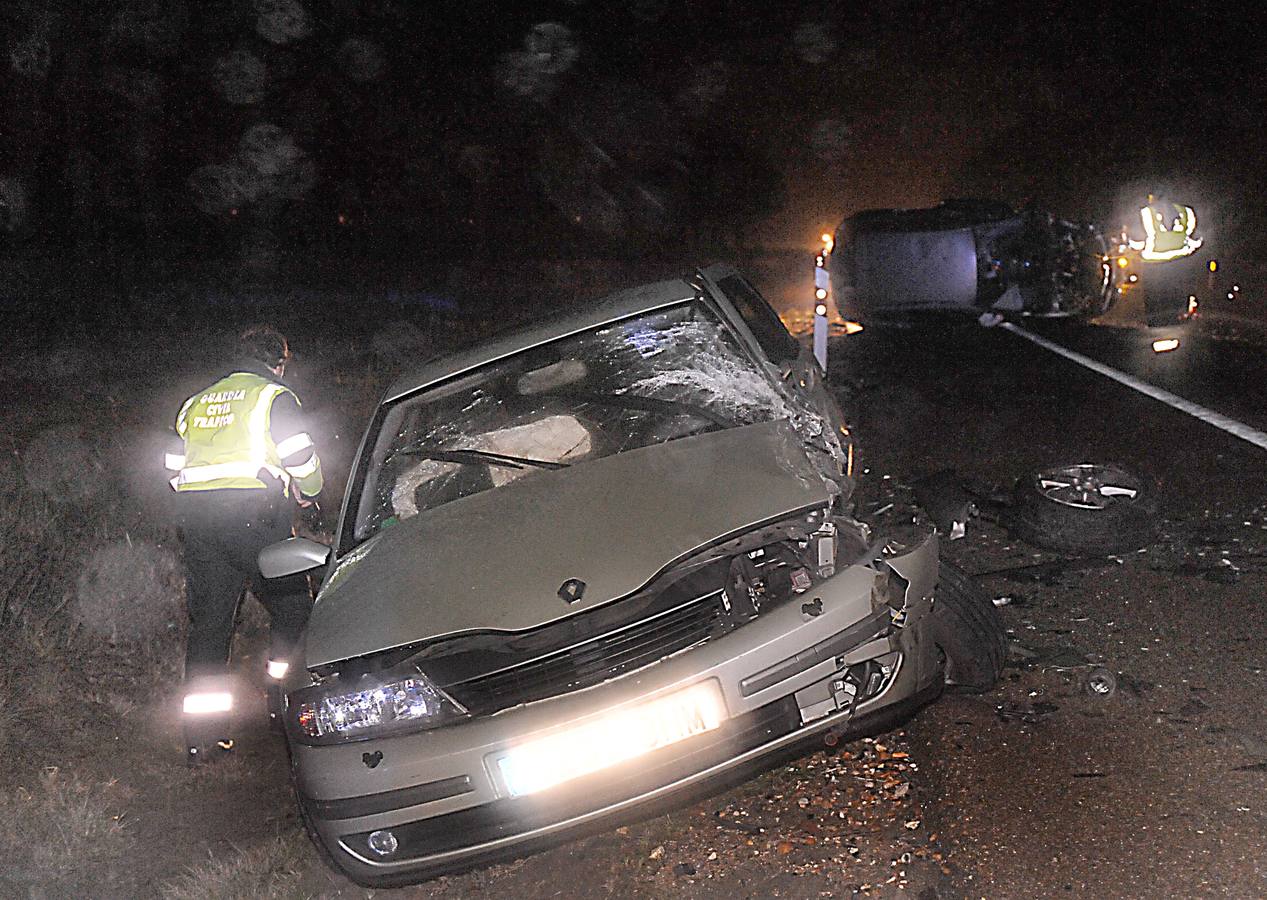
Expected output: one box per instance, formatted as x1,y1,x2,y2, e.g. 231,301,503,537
822,313,1267,898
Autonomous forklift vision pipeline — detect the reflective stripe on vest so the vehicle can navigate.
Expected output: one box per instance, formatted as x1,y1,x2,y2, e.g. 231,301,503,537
275,432,314,459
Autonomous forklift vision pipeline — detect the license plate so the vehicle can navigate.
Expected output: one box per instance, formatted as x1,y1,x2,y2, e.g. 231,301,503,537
496,680,727,797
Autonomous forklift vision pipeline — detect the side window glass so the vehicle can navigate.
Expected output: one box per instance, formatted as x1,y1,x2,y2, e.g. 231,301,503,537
716,275,801,363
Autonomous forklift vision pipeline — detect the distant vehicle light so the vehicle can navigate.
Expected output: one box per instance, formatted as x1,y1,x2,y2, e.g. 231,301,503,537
821,233,834,253
814,303,828,317
1117,257,1130,268
1128,274,1139,283
1228,292,1235,300
815,287,828,300
1152,338,1180,353
1187,296,1199,316
843,321,864,334
1232,284,1241,292
815,255,824,267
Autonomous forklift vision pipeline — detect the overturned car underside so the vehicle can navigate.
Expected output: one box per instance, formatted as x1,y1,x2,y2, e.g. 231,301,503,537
833,199,1116,322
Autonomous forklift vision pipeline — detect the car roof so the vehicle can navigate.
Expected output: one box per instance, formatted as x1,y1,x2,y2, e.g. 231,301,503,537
383,276,700,402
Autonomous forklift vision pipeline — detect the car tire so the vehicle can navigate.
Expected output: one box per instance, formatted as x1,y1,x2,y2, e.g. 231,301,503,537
1007,463,1158,554
929,561,1006,693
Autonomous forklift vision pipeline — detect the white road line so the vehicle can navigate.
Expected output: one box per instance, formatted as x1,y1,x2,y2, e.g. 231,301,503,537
1000,322,1267,453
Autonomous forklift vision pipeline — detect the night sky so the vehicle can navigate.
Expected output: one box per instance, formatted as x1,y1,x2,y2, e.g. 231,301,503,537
3,0,1263,264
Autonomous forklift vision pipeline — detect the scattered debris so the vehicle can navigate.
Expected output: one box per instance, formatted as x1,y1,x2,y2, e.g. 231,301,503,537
913,469,976,541
996,701,1059,724
973,557,1117,585
1084,668,1117,699
1205,558,1241,585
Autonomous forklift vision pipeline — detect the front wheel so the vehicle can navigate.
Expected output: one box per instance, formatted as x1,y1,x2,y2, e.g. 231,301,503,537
927,562,1006,693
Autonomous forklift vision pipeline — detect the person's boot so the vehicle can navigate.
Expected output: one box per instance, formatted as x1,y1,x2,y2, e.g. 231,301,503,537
265,657,292,733
182,675,236,766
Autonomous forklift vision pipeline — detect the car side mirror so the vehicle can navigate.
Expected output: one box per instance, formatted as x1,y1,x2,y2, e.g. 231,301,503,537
259,536,330,579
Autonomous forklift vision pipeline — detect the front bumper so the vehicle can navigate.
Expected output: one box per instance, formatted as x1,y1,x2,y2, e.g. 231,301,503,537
291,535,941,886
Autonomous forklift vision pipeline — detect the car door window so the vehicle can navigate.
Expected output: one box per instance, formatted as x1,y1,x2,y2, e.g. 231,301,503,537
715,274,801,363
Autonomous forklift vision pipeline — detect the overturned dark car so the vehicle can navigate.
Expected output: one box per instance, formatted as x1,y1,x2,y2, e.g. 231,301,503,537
830,199,1116,324
260,264,1005,885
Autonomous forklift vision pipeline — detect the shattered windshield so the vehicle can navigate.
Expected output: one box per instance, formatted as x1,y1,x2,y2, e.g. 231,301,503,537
350,300,794,541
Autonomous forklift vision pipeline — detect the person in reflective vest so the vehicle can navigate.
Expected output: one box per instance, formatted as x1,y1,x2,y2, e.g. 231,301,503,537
166,324,323,763
1129,193,1202,262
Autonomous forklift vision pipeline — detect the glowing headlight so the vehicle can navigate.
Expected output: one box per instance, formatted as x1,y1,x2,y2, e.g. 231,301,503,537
293,672,464,743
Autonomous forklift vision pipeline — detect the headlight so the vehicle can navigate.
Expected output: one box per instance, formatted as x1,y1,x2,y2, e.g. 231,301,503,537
290,670,465,745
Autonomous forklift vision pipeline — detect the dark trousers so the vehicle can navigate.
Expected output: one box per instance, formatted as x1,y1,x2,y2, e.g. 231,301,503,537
179,489,312,682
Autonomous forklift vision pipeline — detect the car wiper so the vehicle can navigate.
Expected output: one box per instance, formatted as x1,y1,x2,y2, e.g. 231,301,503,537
390,446,570,471
542,389,732,430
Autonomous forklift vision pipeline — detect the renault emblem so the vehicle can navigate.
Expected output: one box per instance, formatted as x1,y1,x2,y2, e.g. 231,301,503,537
558,578,586,604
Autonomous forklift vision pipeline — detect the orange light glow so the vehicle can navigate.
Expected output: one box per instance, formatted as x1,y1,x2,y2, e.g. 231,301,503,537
843,321,864,334
820,233,834,254
1117,257,1130,268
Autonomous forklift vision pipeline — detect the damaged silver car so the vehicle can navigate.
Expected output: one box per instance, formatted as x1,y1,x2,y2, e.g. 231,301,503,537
260,264,1005,886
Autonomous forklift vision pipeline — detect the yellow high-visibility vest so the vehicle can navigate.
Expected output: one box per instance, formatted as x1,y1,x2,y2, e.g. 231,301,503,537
167,372,323,497
1131,202,1202,262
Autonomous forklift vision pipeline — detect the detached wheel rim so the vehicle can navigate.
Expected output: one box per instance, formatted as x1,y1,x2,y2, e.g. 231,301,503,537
1034,464,1141,510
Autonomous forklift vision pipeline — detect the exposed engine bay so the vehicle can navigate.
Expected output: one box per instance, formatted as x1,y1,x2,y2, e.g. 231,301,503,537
313,507,895,720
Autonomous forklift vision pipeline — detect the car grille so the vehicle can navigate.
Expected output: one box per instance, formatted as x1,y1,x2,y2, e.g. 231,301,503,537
446,590,727,716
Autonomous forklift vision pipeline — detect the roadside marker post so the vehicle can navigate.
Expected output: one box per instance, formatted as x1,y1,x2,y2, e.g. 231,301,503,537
814,246,830,370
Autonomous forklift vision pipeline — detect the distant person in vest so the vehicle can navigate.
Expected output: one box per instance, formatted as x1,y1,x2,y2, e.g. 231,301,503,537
165,324,323,764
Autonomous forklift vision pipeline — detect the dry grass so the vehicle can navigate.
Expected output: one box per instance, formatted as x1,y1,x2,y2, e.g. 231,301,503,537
159,830,316,900
0,675,21,753
0,767,135,896
0,465,72,635
20,425,104,504
0,457,186,693
74,536,184,644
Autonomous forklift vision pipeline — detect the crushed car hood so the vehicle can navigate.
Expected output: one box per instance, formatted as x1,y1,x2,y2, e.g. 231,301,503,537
306,420,831,668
